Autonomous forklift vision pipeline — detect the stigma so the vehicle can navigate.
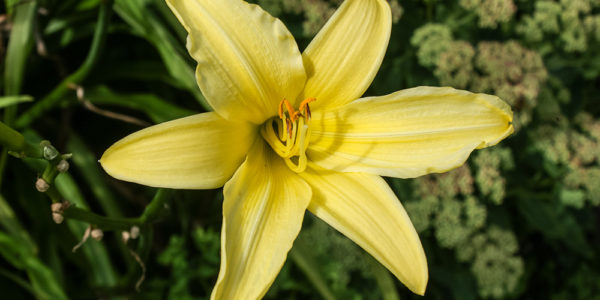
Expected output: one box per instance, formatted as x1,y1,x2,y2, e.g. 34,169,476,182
261,98,316,173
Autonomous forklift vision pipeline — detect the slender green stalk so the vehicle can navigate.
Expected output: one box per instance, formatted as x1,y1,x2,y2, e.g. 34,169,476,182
14,0,114,128
0,121,41,158
61,188,173,231
367,256,401,300
289,243,337,300
138,188,173,224
62,206,141,231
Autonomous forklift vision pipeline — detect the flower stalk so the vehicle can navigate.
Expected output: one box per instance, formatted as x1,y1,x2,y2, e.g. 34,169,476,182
0,121,42,158
61,189,173,231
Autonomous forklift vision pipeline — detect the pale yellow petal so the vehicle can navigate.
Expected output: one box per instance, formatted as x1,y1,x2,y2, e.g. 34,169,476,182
100,112,256,189
212,141,311,300
308,87,514,177
167,0,306,124
301,0,391,110
299,166,428,295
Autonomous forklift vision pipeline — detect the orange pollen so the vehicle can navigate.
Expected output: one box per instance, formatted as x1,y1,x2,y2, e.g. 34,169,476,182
261,98,316,173
278,98,316,122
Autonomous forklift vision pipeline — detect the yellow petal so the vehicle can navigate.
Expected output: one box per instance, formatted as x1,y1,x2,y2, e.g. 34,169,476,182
308,87,514,178
299,166,428,295
213,141,311,300
166,0,306,124
100,112,256,189
301,0,391,110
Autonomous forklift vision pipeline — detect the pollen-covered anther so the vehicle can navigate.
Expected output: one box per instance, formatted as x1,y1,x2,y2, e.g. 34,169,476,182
261,98,316,173
299,97,316,120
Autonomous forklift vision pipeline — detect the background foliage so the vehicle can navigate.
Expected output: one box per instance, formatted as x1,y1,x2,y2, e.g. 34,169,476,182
1,0,599,299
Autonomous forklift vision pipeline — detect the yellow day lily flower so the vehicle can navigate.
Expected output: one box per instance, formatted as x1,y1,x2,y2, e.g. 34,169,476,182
100,0,514,298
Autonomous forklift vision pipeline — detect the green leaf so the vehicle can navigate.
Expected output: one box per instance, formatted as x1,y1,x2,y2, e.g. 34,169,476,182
85,85,195,123
4,0,20,18
66,135,123,218
0,194,37,253
95,61,186,89
0,95,33,108
113,0,211,111
14,0,113,129
4,0,37,97
0,232,69,300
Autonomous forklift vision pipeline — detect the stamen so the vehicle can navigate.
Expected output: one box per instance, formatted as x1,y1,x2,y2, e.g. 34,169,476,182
299,98,316,112
286,118,293,139
278,99,298,122
278,99,285,119
263,98,317,173
299,98,316,120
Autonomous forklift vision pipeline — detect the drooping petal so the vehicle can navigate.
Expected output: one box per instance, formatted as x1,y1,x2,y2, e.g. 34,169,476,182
213,141,311,300
166,0,306,124
299,166,428,295
308,87,514,178
300,0,391,110
100,112,256,189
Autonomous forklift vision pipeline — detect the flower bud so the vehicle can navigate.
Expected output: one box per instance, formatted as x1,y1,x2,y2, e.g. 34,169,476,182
130,226,140,239
41,141,59,160
91,229,104,241
52,212,64,224
36,178,49,192
57,160,70,173
51,202,63,212
122,231,131,244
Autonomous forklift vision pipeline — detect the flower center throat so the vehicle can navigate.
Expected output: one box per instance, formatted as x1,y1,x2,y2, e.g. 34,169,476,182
261,98,315,173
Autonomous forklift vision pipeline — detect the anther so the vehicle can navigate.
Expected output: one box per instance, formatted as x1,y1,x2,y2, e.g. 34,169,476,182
283,100,298,121
299,98,316,112
278,99,286,119
286,118,293,138
263,97,317,173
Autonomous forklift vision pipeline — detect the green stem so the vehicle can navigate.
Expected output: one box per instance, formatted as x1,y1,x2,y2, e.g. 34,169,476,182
289,243,336,300
62,206,141,231
61,188,172,231
0,121,41,158
45,186,62,203
367,256,401,300
14,0,114,129
137,188,174,224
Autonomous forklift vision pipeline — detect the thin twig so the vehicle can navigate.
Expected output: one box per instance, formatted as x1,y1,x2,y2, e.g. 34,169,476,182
67,83,150,127
33,8,46,57
128,248,146,292
15,0,114,128
72,225,92,253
